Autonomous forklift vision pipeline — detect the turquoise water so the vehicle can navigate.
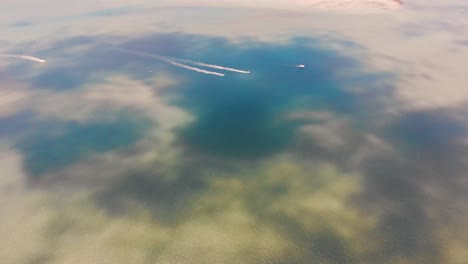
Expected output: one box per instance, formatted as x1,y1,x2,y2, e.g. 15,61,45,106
168,37,387,158
17,115,151,176
14,33,390,161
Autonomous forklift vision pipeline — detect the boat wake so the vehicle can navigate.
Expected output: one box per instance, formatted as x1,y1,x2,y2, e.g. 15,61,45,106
115,48,253,77
115,48,225,77
0,54,46,63
165,59,225,77
171,58,250,74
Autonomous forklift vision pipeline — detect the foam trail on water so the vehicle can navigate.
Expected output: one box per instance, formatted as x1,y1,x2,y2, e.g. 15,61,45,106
114,48,224,77
164,59,225,77
172,58,250,74
0,54,46,63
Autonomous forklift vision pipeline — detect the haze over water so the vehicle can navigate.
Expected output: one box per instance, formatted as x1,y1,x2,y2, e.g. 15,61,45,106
1,1,468,263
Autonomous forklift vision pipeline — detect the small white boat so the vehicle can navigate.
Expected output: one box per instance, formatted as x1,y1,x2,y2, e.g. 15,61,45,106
296,64,305,69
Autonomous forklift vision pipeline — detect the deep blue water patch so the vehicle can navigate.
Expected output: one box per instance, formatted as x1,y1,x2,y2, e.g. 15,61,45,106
16,115,151,177
160,36,392,158
10,32,392,159
177,86,304,158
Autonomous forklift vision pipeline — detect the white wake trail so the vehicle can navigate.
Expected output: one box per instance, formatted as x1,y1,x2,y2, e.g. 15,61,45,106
164,59,225,77
114,48,224,77
172,58,250,74
0,54,46,63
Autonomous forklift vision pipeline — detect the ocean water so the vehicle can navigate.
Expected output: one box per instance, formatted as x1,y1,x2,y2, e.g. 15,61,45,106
1,4,468,264
16,33,386,160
